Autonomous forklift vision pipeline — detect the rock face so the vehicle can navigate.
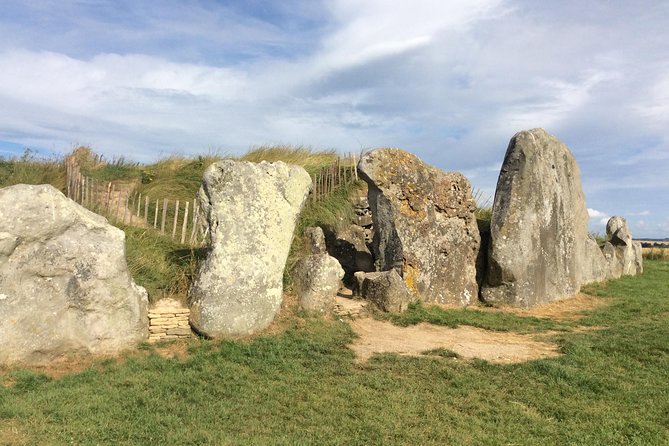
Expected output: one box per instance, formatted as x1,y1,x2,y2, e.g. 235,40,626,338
294,227,345,315
0,184,148,365
356,270,412,313
482,128,594,307
358,148,480,306
605,216,643,277
188,160,311,337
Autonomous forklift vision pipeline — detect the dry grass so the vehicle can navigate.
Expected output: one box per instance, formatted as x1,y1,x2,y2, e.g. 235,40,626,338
643,247,669,260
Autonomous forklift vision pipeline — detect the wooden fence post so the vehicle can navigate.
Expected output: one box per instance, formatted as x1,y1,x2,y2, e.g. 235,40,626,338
123,192,129,225
180,201,189,244
144,196,149,224
136,193,142,217
172,200,180,239
161,199,168,234
153,198,159,228
115,190,122,223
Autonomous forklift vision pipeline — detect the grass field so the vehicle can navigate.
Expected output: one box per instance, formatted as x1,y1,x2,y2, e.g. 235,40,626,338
1,261,668,445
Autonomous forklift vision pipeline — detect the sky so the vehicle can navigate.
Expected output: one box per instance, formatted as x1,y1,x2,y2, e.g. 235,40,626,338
0,0,668,238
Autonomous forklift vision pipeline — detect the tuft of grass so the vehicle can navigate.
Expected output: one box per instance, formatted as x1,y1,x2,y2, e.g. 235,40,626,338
384,301,573,333
240,145,337,176
0,149,66,191
643,247,669,260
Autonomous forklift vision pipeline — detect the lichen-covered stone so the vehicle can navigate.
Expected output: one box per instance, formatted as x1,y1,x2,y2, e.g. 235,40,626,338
294,254,344,315
0,184,148,365
358,148,480,306
188,160,311,337
481,129,594,307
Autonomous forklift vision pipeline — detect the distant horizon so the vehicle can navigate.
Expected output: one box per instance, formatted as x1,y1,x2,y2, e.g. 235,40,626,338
1,1,667,238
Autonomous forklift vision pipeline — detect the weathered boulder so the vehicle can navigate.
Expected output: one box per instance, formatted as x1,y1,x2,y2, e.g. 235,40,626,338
0,184,148,365
606,216,643,276
293,254,344,315
481,128,594,307
358,148,480,306
188,160,311,337
356,270,412,313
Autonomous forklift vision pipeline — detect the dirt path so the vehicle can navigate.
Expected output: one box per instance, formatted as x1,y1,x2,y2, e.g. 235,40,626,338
347,293,607,363
349,319,561,363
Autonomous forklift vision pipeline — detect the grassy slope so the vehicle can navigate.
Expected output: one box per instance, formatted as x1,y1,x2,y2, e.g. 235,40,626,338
1,146,356,303
1,261,668,445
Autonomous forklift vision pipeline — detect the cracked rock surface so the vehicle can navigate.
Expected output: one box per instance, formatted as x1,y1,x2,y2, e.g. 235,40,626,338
0,184,148,365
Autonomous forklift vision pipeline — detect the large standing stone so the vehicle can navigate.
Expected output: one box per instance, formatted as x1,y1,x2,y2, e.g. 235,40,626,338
358,148,480,306
482,128,595,307
0,184,148,366
188,160,311,337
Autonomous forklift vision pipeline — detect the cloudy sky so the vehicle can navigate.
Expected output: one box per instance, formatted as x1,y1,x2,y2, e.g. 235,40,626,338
1,0,668,237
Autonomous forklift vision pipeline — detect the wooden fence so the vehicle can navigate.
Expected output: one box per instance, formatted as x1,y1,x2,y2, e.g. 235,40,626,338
310,153,359,202
65,153,362,246
65,157,205,246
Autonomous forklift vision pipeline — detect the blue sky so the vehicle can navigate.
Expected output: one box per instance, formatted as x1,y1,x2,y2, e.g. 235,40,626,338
1,0,668,237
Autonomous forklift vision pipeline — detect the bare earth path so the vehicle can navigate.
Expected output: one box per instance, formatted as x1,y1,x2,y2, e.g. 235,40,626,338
347,293,606,363
349,319,562,363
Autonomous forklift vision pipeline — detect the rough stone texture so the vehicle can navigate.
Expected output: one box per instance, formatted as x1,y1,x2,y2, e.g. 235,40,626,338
358,148,480,306
357,270,412,313
606,216,643,277
293,254,344,315
188,160,311,337
0,184,148,365
304,226,327,254
481,128,594,307
580,236,610,285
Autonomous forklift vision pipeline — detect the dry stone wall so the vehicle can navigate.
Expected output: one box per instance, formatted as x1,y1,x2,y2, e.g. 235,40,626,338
148,299,192,342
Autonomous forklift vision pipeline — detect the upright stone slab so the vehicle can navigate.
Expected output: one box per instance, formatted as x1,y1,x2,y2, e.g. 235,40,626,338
188,160,311,337
0,184,148,366
482,128,595,307
358,148,480,306
606,216,643,277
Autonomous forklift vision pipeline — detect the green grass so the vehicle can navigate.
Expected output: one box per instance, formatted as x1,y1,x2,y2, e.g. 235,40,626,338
0,149,66,191
123,225,204,304
2,261,668,445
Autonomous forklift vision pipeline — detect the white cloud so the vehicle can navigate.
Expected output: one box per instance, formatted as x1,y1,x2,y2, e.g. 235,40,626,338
0,0,668,235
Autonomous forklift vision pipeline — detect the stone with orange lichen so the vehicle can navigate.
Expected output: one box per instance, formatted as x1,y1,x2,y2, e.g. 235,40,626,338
358,148,480,306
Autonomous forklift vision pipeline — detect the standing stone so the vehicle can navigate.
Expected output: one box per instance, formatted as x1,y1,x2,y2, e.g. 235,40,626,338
293,254,344,315
0,184,148,366
358,148,480,306
605,216,643,276
188,160,311,337
482,128,594,307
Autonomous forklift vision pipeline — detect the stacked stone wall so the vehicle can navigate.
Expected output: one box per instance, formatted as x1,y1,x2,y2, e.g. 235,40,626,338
148,299,192,343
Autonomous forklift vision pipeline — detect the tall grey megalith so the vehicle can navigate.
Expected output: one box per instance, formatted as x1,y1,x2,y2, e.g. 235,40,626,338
188,160,311,337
